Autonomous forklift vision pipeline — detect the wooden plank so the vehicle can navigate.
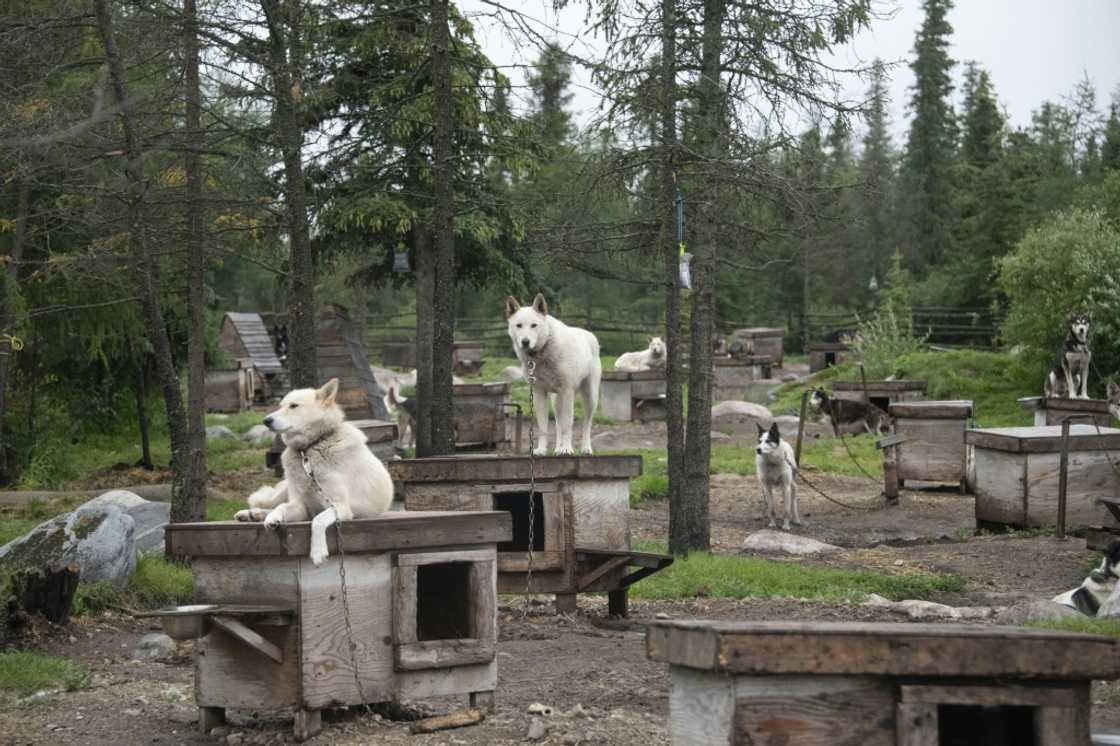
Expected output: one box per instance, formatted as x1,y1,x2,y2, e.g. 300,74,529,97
900,683,1078,707
210,615,284,664
1036,684,1090,746
896,417,968,483
397,549,496,567
577,555,631,591
469,560,496,642
388,454,643,483
393,565,418,645
166,511,513,557
834,379,927,393
394,639,495,671
973,449,1029,525
299,554,395,708
896,703,937,746
732,675,895,746
646,621,1120,680
668,665,735,746
1024,451,1120,528
891,400,973,419
498,551,565,573
396,661,496,701
571,479,631,551
967,425,1120,453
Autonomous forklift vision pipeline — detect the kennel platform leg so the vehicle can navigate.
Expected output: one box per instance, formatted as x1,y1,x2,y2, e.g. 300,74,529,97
608,589,629,618
555,593,578,614
293,708,322,741
470,690,495,711
198,706,226,734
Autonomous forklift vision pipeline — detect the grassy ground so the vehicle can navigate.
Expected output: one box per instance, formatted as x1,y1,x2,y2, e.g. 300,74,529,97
71,555,193,616
1025,617,1120,638
630,541,966,602
0,652,90,702
769,349,1042,427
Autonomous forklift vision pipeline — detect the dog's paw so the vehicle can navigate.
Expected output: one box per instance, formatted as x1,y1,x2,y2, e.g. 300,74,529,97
554,444,575,456
309,546,329,566
767,519,777,529
580,445,594,456
782,521,791,531
533,445,548,456
234,508,266,522
262,514,283,529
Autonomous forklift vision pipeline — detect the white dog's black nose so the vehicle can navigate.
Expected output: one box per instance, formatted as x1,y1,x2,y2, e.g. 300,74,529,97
521,338,531,348
263,416,274,429
755,448,763,455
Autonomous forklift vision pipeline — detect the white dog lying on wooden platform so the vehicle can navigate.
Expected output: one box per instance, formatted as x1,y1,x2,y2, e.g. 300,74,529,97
614,337,667,372
235,378,394,565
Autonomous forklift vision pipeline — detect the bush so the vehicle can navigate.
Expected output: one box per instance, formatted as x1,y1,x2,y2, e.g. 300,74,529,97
0,652,91,697
998,207,1120,390
848,250,928,379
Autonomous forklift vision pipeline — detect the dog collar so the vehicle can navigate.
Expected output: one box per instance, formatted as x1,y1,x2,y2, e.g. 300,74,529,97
297,428,336,461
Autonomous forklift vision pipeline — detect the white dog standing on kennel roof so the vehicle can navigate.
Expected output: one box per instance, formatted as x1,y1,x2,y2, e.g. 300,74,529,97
506,293,602,455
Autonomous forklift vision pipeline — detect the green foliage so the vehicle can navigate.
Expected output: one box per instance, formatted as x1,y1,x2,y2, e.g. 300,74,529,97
997,207,1120,383
629,542,966,601
1024,617,1120,638
893,350,1037,426
849,251,927,378
72,555,193,615
0,652,91,699
630,474,668,507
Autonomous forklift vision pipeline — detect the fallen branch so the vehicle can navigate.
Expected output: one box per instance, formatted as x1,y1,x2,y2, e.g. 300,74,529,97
408,708,485,734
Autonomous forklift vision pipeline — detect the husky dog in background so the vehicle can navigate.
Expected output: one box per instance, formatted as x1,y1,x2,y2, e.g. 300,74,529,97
387,385,418,448
755,423,801,531
1108,381,1120,421
506,293,602,455
234,378,394,566
1045,311,1092,399
808,388,890,436
1053,540,1120,616
614,337,667,372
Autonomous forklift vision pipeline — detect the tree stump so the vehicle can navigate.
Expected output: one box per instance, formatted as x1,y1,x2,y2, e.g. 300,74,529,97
11,562,81,624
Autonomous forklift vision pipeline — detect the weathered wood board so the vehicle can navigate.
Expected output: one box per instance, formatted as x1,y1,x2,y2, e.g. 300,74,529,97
649,620,1120,746
600,370,667,422
807,341,849,373
889,400,972,485
833,379,927,411
453,383,510,448
729,327,784,366
317,305,388,421
713,357,773,401
1019,396,1114,427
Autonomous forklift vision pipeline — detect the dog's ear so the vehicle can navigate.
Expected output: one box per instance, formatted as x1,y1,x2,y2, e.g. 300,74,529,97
316,378,340,405
1107,540,1120,565
504,296,521,319
531,293,548,316
756,422,766,437
769,422,781,441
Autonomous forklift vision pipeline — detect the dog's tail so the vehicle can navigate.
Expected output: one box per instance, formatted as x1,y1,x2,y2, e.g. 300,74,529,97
387,383,407,410
247,482,286,509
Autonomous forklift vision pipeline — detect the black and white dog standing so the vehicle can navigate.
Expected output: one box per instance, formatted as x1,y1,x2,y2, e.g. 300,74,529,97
755,423,801,531
1044,311,1092,400
1053,540,1120,616
808,387,890,436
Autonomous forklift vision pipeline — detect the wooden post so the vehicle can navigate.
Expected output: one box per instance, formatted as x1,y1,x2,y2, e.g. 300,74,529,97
1058,417,1071,540
859,363,870,403
608,589,629,618
795,391,809,466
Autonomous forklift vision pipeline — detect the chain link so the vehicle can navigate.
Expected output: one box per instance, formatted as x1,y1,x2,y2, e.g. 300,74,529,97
523,358,537,620
300,449,371,714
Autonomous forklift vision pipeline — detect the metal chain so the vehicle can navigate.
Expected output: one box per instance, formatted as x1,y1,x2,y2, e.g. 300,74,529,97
300,449,371,714
783,455,884,512
523,358,538,620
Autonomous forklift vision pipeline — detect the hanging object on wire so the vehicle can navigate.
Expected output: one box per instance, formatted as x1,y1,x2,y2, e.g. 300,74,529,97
392,244,410,274
676,187,692,290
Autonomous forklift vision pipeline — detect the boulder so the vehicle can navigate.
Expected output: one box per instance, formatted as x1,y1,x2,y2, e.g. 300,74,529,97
0,504,136,587
996,600,1083,625
741,530,840,556
205,425,237,441
134,632,176,660
243,424,273,446
501,366,525,382
85,491,169,555
711,400,773,422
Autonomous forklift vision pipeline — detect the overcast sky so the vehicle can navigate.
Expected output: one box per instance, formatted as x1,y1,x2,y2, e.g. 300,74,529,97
459,0,1120,143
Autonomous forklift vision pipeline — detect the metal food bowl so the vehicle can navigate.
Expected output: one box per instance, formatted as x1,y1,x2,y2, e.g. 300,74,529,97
157,604,219,640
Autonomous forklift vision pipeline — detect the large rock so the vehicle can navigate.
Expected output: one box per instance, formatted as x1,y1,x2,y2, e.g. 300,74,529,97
84,491,169,555
501,365,525,382
134,632,176,660
205,425,236,441
0,504,136,587
243,424,273,446
711,400,773,422
997,600,1083,624
741,529,840,556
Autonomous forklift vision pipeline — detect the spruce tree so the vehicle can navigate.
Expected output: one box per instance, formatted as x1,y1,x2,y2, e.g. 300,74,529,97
902,0,957,270
528,43,574,147
1103,105,1120,172
861,60,894,289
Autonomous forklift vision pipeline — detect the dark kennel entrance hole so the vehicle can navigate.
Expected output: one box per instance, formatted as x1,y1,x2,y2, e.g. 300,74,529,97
416,562,473,641
493,492,546,553
937,704,1035,746
824,352,836,367
870,396,891,412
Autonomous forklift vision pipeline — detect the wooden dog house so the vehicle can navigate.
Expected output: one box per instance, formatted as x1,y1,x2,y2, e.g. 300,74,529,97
453,383,511,450
379,340,416,369
1018,396,1114,427
317,305,389,421
452,341,485,377
204,365,256,413
833,379,927,412
968,425,1120,530
388,455,671,616
161,512,510,741
729,327,784,366
600,370,667,422
882,400,973,497
713,357,774,402
807,341,850,372
219,312,285,400
647,620,1120,746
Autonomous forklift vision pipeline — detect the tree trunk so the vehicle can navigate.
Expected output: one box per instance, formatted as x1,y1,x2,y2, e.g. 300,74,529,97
660,0,687,550
428,0,456,455
262,0,315,388
0,179,30,485
674,0,725,555
136,357,154,470
180,0,208,521
94,0,189,511
414,222,434,456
